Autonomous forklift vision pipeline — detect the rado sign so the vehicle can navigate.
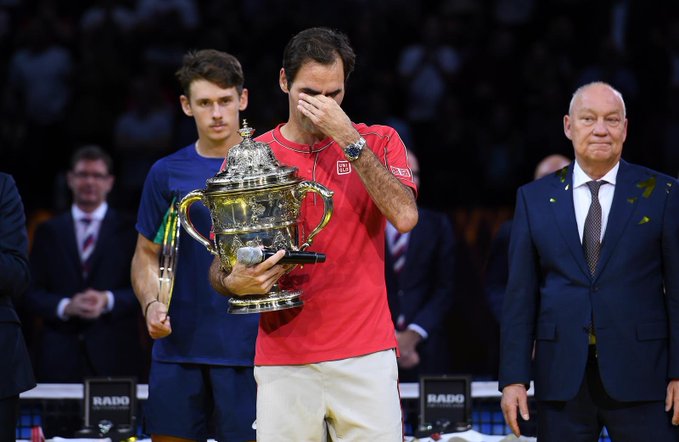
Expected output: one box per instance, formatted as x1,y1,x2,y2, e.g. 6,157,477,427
92,395,131,408
77,377,137,441
419,375,472,434
426,393,466,406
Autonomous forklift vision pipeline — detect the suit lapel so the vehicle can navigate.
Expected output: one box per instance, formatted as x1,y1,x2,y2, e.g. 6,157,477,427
596,161,639,279
549,165,591,278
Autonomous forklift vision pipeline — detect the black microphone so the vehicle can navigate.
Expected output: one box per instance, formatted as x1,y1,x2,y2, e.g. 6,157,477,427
236,247,326,266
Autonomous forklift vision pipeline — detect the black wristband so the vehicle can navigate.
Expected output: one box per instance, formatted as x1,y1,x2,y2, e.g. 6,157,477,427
144,299,159,318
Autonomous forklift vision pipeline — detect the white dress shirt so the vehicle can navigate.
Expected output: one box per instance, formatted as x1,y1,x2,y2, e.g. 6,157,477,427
57,203,114,319
72,203,107,262
572,161,619,243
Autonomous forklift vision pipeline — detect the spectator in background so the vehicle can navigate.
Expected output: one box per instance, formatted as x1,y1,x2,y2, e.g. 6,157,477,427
4,12,73,130
0,173,35,441
386,149,456,382
397,14,460,148
131,49,257,441
24,146,144,383
70,0,133,156
113,71,174,210
4,17,73,212
80,0,136,34
133,0,200,77
484,153,571,323
492,0,537,35
135,0,199,32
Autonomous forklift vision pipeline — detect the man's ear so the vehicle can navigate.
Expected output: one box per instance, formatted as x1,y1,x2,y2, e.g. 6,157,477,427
180,95,193,116
279,68,289,93
563,115,572,140
239,88,249,111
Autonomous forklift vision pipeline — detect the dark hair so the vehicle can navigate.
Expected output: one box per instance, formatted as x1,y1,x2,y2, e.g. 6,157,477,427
175,49,245,97
70,145,113,174
282,27,356,87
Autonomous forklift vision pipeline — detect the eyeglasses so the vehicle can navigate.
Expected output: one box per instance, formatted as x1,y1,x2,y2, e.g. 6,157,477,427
72,172,109,180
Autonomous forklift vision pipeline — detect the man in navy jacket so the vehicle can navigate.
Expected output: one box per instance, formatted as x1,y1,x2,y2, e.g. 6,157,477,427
385,150,455,381
500,82,679,441
25,146,144,383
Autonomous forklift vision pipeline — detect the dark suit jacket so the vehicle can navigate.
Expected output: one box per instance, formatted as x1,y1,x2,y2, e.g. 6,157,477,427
499,160,679,402
385,207,456,379
0,173,35,398
25,207,144,382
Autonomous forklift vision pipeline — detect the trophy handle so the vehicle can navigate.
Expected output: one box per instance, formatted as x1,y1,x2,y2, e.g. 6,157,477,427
296,181,334,250
177,190,217,255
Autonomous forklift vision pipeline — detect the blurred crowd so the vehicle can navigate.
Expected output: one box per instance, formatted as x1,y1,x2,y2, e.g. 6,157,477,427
2,0,679,379
4,0,679,214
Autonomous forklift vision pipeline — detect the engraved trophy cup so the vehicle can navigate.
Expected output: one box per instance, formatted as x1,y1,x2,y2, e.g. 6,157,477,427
178,122,333,314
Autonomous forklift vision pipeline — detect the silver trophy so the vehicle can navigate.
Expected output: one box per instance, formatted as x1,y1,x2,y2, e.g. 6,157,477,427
178,121,333,314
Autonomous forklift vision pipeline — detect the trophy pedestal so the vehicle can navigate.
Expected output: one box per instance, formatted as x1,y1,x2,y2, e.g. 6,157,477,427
228,290,303,314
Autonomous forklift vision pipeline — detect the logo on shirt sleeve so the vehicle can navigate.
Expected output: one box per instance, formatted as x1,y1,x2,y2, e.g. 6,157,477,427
337,161,352,175
390,166,412,178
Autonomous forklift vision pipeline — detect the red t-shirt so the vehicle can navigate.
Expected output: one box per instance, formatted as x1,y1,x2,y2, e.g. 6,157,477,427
228,123,417,365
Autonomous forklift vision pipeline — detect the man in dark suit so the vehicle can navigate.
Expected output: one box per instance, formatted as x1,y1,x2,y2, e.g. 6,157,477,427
484,154,570,323
25,146,144,383
385,150,455,382
0,173,35,440
499,81,679,441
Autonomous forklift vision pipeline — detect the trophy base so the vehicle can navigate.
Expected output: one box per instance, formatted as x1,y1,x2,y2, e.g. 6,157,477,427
228,290,303,314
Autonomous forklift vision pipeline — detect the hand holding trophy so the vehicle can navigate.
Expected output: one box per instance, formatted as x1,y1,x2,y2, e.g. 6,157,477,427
178,121,333,314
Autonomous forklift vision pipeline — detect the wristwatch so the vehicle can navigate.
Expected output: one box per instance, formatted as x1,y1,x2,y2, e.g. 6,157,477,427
343,137,365,162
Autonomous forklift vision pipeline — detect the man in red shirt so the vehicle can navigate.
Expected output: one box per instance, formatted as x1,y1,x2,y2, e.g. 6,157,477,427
210,27,418,440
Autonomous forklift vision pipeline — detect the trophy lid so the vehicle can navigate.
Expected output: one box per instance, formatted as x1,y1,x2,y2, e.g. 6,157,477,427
206,120,301,192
